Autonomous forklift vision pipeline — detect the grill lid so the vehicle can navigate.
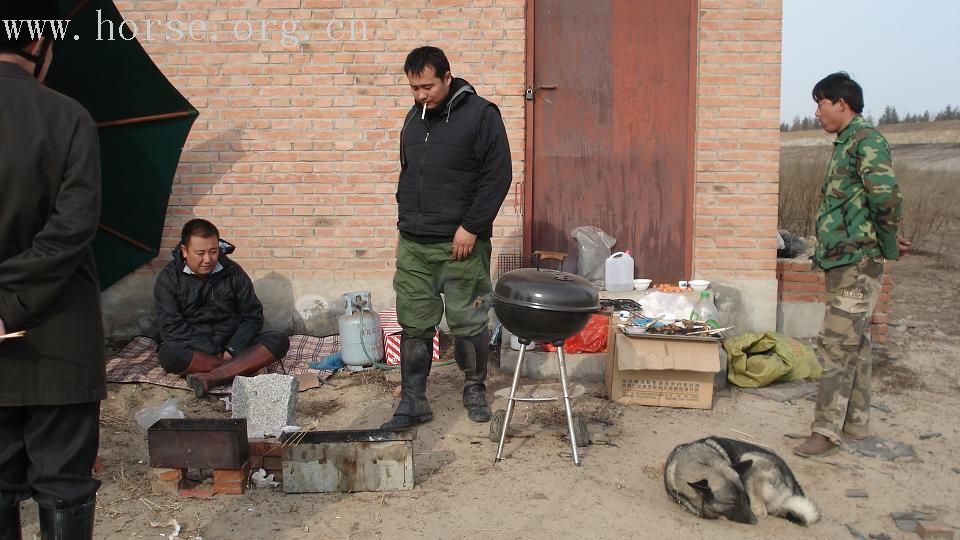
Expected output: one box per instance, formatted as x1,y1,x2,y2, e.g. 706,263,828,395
493,268,600,312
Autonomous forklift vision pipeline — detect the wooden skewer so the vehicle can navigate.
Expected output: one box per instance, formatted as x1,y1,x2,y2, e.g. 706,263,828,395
0,331,26,339
281,420,319,448
686,326,735,336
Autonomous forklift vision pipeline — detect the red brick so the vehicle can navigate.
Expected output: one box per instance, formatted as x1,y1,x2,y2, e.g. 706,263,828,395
263,456,283,470
149,468,184,495
213,461,250,495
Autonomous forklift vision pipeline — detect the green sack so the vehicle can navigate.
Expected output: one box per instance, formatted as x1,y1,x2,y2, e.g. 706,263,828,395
724,332,822,388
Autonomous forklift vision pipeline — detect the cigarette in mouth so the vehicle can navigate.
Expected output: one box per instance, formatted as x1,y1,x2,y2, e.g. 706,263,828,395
421,103,426,120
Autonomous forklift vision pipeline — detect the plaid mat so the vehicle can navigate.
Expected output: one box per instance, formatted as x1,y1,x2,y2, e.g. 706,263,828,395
105,335,340,395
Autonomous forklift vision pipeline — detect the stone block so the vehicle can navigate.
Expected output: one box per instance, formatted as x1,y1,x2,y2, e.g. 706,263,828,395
231,374,298,438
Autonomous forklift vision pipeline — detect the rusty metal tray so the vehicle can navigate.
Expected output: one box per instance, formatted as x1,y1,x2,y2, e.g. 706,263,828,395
280,429,415,493
148,418,249,470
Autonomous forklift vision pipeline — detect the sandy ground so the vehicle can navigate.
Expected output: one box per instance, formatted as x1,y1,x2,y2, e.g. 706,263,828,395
14,228,960,540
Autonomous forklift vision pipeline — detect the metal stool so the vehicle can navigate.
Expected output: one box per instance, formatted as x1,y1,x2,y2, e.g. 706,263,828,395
492,338,588,466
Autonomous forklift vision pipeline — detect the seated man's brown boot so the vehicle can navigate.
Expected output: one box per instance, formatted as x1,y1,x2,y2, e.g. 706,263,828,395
186,344,278,397
178,351,226,375
793,432,838,458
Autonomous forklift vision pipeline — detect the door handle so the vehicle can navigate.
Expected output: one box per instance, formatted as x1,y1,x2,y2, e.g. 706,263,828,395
525,84,559,100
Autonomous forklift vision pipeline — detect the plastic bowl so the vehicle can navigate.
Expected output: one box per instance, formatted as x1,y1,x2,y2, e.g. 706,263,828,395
633,278,652,291
689,279,710,292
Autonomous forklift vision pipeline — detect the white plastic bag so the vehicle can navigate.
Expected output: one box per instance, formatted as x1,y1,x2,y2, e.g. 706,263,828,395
572,226,616,286
135,398,186,429
639,291,696,322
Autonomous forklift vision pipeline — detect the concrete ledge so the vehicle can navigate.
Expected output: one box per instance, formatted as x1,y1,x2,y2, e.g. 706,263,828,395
778,301,824,339
498,347,606,383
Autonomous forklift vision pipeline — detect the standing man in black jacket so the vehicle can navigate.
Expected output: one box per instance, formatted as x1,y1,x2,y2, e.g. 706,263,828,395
154,219,289,398
0,3,104,537
381,47,513,430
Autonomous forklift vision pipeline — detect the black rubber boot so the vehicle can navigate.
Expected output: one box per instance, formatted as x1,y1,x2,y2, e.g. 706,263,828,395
380,335,434,430
456,332,492,423
38,498,96,540
0,502,21,540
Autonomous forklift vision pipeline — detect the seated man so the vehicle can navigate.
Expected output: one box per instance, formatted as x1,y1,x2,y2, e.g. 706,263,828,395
155,219,289,397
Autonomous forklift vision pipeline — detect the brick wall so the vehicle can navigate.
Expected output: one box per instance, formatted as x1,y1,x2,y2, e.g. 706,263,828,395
112,0,526,284
108,1,786,284
100,2,786,334
777,260,893,343
694,0,782,280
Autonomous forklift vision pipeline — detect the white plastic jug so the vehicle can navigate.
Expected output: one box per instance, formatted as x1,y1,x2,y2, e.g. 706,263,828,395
604,251,634,292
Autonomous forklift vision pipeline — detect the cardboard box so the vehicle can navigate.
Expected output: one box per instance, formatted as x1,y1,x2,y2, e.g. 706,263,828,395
606,329,720,410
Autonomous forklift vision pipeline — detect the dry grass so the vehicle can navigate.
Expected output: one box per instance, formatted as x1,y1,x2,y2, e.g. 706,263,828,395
782,119,960,145
778,152,958,253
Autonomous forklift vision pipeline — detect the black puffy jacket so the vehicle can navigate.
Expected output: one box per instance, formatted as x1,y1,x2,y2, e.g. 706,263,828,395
153,241,263,355
397,78,512,242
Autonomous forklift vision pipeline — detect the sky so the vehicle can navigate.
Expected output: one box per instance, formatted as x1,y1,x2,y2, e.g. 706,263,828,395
780,0,960,122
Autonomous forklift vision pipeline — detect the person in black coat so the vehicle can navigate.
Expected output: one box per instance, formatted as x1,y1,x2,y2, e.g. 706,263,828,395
0,3,104,537
154,219,289,397
381,47,512,430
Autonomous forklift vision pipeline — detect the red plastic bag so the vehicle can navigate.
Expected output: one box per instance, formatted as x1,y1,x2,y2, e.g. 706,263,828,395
542,313,609,354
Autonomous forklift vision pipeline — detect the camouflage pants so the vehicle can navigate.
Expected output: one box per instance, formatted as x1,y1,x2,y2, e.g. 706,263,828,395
393,236,492,340
812,256,884,443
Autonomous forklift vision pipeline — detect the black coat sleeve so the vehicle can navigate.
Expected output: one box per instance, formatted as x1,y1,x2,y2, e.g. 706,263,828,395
153,269,219,354
225,267,264,353
460,104,513,236
0,114,100,331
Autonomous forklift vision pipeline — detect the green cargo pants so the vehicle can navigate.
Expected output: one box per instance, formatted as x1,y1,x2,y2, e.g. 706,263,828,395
812,256,884,443
393,236,493,340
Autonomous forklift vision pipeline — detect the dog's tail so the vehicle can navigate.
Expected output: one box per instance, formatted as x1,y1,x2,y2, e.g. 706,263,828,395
781,495,820,526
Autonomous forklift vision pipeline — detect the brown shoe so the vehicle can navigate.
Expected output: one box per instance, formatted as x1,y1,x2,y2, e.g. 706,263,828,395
186,344,278,397
793,433,838,458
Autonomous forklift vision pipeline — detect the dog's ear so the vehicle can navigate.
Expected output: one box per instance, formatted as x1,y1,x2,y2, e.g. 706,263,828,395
688,479,712,497
732,459,753,476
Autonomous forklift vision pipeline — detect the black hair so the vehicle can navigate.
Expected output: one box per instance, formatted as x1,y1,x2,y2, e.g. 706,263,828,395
404,46,450,78
0,1,60,51
180,219,219,246
812,72,864,114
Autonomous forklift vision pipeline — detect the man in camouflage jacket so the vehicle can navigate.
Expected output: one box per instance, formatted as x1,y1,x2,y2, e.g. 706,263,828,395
795,72,909,458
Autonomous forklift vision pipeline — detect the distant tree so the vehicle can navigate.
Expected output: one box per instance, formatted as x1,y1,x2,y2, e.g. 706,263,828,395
879,105,900,125
921,110,930,122
935,105,960,121
780,122,790,132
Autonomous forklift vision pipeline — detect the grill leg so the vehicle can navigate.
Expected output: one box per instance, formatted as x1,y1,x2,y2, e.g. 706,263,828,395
557,347,581,465
495,344,527,462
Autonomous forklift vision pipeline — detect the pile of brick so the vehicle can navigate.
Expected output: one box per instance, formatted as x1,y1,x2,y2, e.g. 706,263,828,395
776,260,893,343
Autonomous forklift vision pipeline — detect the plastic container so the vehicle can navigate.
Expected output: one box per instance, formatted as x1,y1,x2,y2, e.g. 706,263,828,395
338,291,385,370
690,291,720,328
604,251,634,292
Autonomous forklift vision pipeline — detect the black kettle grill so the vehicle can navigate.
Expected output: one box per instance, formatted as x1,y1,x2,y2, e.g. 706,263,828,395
491,268,601,465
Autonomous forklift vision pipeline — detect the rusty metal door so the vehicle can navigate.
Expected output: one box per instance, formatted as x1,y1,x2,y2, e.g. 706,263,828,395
525,0,696,282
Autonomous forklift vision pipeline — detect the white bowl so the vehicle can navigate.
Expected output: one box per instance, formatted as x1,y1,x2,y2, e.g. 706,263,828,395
689,279,710,292
633,278,652,290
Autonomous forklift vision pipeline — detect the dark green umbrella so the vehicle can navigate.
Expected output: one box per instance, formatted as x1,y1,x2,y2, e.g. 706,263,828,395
44,0,198,289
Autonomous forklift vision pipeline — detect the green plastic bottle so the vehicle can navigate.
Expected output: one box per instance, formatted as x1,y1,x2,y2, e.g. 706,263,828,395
691,291,720,329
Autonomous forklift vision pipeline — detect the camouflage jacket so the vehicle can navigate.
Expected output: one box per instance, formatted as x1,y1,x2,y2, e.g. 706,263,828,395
814,116,903,270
